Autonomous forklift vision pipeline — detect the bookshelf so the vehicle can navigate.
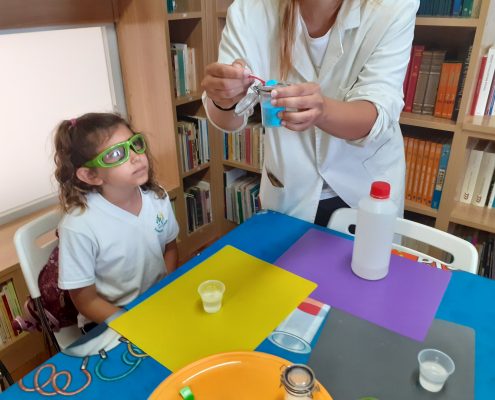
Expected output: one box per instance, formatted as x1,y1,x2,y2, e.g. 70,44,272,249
399,0,495,239
116,0,225,263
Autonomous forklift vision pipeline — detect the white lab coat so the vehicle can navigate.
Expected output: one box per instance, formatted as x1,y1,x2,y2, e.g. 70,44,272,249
205,0,419,222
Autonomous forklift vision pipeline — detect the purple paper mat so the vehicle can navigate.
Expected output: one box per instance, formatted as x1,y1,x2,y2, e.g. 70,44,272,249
275,229,452,341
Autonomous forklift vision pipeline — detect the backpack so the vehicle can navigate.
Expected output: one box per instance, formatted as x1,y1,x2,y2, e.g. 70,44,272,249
13,246,78,334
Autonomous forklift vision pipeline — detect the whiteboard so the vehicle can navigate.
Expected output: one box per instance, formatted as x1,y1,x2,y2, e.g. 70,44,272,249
0,26,125,224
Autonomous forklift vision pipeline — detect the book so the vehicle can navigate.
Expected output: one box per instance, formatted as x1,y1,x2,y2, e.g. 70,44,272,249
442,62,462,119
474,47,495,116
434,63,451,117
459,140,485,204
431,140,451,209
486,168,495,208
485,73,495,116
426,142,443,206
404,45,425,112
472,142,495,207
452,45,473,120
412,50,434,114
470,55,488,115
171,43,188,97
422,50,447,115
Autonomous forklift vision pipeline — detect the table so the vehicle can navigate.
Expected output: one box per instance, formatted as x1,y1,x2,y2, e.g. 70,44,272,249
2,211,494,399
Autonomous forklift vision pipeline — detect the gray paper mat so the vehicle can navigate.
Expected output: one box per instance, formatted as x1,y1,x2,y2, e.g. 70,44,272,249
308,309,474,400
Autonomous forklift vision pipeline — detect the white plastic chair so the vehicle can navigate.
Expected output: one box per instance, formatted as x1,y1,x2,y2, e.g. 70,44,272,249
14,209,81,351
328,208,478,274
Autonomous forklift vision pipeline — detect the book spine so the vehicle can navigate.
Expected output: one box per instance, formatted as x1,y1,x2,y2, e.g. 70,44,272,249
434,63,451,117
412,51,434,114
431,142,451,209
459,148,484,203
404,45,425,112
442,63,462,119
427,142,443,206
474,48,495,116
453,45,473,120
471,151,495,207
470,55,488,115
422,50,446,115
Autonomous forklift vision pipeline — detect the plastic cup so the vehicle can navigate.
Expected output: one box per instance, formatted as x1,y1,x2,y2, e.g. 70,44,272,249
198,280,225,313
260,90,284,127
417,348,455,392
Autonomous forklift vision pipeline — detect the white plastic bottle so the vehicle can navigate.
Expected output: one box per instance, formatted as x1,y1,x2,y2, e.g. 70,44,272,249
351,181,398,280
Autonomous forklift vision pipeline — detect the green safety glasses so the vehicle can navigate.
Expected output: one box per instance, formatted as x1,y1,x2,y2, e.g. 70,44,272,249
84,133,147,168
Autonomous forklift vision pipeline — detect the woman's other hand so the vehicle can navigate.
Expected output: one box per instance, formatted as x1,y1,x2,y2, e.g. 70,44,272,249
201,59,253,109
271,82,326,131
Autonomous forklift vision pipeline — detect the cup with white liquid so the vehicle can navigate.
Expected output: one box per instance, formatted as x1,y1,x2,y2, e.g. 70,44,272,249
198,280,225,314
418,348,455,392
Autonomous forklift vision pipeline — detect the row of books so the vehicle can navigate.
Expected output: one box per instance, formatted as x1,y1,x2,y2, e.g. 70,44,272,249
223,123,265,170
166,0,177,13
403,45,471,120
0,280,22,344
171,43,197,97
476,236,495,278
178,116,210,173
459,140,495,208
453,226,495,278
404,135,451,208
470,46,495,116
417,0,480,17
185,181,212,233
224,169,261,224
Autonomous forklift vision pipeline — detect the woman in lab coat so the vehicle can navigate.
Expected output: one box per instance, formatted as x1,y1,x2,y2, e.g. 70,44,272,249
202,0,419,225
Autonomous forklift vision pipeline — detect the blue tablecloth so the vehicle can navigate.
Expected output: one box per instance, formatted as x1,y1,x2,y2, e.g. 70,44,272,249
3,211,494,399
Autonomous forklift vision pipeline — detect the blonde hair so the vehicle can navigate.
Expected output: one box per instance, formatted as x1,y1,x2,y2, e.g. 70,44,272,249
279,0,298,81
54,112,165,212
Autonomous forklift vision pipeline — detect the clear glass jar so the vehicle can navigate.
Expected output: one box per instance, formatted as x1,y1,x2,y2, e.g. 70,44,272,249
234,80,290,128
280,364,318,400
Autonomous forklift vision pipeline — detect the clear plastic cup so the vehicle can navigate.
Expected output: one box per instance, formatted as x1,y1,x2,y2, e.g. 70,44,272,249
260,90,285,127
418,348,455,392
198,280,225,313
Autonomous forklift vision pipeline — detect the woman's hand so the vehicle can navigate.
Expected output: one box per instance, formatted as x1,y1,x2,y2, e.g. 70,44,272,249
201,59,253,109
271,82,327,131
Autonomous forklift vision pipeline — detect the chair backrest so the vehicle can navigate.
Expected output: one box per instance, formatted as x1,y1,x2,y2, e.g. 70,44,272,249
14,209,81,350
328,208,479,274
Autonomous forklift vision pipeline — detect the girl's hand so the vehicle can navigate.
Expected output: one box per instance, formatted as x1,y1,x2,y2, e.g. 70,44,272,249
271,82,327,131
201,59,253,109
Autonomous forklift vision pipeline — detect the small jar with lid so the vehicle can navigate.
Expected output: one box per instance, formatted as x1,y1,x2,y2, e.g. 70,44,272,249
234,79,290,127
280,364,318,400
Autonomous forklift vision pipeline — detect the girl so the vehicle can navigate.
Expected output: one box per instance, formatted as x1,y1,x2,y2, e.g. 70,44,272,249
202,0,419,225
54,113,179,332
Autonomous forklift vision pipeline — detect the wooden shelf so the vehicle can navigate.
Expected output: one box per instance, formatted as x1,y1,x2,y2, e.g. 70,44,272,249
216,11,227,18
166,186,180,201
174,93,202,106
415,17,479,28
450,202,495,233
462,116,495,136
400,112,457,132
167,11,202,21
0,331,29,354
405,200,438,218
181,162,210,179
223,160,262,174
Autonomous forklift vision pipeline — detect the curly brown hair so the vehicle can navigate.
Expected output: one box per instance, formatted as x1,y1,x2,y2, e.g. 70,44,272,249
54,112,165,212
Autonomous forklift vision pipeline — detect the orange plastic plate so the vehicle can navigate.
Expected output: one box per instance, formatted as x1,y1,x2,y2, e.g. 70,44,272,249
149,351,333,400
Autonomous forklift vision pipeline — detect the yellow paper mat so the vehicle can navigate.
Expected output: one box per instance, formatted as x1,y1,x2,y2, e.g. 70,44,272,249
110,245,317,371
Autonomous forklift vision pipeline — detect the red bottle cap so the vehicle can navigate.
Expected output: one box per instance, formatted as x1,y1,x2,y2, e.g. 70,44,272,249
370,181,391,199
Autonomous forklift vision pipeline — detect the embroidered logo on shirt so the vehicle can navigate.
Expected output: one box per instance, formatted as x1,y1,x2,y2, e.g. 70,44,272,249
155,212,167,233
